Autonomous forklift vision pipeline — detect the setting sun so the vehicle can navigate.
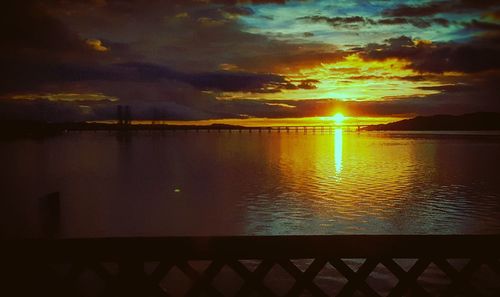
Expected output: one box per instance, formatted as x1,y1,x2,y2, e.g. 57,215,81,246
332,113,346,124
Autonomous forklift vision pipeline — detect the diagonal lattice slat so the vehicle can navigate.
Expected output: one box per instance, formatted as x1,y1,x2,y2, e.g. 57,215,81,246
146,262,174,297
433,258,483,297
186,260,225,297
228,259,277,297
330,258,381,297
279,258,328,297
383,258,431,297
175,261,224,297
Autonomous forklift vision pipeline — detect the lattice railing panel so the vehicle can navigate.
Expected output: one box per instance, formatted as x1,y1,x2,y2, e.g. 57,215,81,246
21,258,498,297
2,236,500,296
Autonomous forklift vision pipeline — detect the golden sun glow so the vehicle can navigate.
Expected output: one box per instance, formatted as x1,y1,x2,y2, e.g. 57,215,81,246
331,113,346,124
215,53,447,102
112,115,403,127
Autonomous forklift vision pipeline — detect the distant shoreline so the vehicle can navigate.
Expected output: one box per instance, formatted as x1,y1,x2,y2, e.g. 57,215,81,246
2,112,500,139
362,112,500,131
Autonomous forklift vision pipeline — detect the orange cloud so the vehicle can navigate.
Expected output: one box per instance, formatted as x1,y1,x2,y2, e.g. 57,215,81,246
217,53,448,101
86,39,109,52
11,93,118,102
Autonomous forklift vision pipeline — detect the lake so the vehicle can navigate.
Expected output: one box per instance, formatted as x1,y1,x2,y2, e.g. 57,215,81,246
1,130,500,238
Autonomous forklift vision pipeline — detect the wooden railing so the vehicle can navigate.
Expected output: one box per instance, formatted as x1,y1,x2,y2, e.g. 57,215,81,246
2,235,500,297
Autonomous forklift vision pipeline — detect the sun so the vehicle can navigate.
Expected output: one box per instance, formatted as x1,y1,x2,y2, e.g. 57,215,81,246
331,113,346,124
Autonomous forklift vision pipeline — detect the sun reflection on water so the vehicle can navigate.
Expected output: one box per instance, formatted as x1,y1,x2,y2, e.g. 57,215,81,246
334,128,343,174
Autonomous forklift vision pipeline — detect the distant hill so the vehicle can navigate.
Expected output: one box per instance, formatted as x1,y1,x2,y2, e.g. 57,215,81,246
363,112,500,131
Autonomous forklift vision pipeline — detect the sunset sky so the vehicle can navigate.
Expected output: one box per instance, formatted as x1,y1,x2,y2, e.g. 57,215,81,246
1,0,499,123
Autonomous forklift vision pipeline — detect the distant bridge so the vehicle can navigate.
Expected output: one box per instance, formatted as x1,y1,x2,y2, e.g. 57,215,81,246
64,124,368,133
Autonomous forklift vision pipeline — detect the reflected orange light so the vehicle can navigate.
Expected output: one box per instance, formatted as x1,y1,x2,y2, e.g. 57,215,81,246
334,128,343,174
266,132,420,228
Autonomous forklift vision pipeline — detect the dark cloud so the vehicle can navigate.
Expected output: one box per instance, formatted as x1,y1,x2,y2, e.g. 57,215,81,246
362,35,500,74
0,1,112,93
114,62,316,93
299,15,450,29
220,5,255,16
295,79,319,90
433,18,450,26
377,17,450,28
417,84,476,93
382,0,500,17
33,0,348,75
353,34,500,116
382,2,445,17
207,0,287,4
464,20,500,31
0,0,337,90
487,10,500,20
184,71,294,93
2,57,313,95
298,15,369,28
0,99,89,122
1,2,84,52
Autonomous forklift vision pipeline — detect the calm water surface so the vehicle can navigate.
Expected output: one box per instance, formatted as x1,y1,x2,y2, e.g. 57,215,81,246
1,130,500,237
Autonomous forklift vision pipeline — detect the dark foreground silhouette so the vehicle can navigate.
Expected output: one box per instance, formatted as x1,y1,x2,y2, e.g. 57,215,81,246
2,235,500,296
363,112,500,131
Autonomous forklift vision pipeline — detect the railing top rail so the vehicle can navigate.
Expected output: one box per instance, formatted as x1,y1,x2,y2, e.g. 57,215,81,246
3,235,500,260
